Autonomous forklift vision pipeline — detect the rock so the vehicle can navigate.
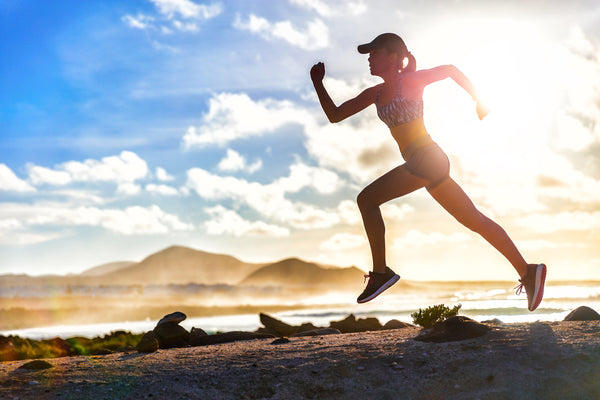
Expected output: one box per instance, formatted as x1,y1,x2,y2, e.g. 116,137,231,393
564,306,600,321
136,331,159,353
191,331,275,346
382,319,414,330
297,322,320,334
189,327,208,346
292,328,341,337
481,318,504,325
271,337,291,345
154,322,190,349
157,311,187,326
259,313,298,337
329,314,383,333
18,360,54,371
415,316,491,343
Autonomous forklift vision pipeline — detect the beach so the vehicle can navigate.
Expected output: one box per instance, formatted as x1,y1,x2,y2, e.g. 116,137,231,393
2,320,599,400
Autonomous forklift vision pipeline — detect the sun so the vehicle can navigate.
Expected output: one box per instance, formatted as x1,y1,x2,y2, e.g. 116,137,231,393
416,17,570,213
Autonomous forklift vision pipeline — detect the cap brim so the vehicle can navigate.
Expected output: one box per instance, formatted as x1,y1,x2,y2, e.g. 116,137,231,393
357,43,373,54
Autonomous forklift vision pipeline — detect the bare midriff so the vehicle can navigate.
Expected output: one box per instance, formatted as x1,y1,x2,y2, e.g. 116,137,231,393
389,116,429,153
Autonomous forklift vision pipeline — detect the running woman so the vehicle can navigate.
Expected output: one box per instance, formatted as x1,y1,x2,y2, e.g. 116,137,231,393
310,33,546,311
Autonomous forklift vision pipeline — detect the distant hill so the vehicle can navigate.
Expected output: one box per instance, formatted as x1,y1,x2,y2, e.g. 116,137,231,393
96,245,266,285
239,257,364,288
79,261,136,277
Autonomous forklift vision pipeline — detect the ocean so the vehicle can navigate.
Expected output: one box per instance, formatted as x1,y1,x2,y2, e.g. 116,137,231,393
2,280,599,340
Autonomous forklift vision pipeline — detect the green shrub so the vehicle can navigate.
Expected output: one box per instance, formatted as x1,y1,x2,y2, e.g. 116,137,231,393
411,304,462,328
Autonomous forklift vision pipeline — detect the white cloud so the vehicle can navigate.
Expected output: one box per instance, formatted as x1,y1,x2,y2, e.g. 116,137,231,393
0,202,192,236
117,183,142,196
156,167,175,181
320,232,366,250
337,200,361,225
146,183,179,196
28,165,72,186
233,14,329,50
183,90,396,184
122,14,155,30
382,203,415,221
289,0,367,17
218,149,262,173
516,211,600,234
186,162,343,229
393,230,471,248
183,92,310,148
0,164,36,192
123,1,222,34
275,162,341,194
150,0,222,20
27,151,149,186
204,205,289,237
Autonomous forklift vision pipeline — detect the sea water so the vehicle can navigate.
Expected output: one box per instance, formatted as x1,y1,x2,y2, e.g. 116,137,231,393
2,281,599,340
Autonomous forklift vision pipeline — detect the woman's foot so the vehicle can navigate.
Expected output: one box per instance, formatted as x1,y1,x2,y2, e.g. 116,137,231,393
515,263,547,311
357,267,400,303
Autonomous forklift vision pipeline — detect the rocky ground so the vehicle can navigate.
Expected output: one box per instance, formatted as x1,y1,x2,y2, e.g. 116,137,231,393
2,320,600,400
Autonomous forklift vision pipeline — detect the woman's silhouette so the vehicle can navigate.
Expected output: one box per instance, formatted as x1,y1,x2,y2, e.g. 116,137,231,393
310,33,546,311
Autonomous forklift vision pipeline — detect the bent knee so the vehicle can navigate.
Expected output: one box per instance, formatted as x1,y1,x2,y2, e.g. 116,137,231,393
356,189,378,210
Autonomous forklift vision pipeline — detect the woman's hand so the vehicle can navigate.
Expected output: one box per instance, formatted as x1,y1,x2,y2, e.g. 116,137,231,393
310,62,325,83
476,101,490,120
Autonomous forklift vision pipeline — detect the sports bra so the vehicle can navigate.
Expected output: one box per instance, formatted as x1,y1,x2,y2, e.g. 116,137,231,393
375,80,423,128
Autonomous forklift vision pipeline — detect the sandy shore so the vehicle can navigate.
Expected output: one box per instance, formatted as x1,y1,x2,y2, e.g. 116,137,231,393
2,321,599,400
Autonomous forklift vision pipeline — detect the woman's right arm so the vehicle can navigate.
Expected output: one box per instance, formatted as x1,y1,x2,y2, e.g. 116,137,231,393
311,62,376,123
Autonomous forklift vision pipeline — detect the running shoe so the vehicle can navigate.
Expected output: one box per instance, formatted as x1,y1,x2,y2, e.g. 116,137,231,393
515,263,547,311
357,267,400,304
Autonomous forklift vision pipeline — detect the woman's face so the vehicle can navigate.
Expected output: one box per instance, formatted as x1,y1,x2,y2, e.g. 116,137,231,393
368,48,399,77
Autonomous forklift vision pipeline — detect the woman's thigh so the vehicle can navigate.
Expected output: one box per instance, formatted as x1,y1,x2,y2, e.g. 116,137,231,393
358,165,429,207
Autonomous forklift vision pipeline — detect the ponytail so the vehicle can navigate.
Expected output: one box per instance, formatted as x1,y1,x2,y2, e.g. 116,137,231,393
403,51,417,73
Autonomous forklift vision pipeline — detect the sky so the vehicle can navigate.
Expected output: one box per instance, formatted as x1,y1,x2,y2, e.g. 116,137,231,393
1,0,600,281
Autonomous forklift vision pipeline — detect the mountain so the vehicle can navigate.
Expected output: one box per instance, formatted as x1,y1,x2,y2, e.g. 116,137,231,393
239,257,364,288
79,261,136,277
96,245,266,285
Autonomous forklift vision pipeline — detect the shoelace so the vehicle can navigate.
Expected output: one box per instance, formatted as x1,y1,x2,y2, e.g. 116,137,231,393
514,280,525,296
363,273,373,284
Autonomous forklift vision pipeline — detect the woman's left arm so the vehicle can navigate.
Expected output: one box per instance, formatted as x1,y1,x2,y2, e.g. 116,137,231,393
413,65,490,119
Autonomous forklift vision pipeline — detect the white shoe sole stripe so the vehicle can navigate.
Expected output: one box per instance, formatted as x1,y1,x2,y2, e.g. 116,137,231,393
530,264,546,311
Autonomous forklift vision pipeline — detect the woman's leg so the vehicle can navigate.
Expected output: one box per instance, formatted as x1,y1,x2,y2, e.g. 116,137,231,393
427,178,528,277
357,165,428,273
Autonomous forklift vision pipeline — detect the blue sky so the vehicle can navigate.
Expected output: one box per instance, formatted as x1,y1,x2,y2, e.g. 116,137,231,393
1,0,600,281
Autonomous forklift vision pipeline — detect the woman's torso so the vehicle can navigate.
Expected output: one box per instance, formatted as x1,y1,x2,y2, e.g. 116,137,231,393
374,76,428,151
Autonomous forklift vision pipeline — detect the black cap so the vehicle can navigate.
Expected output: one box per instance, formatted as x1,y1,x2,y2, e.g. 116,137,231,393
357,33,406,55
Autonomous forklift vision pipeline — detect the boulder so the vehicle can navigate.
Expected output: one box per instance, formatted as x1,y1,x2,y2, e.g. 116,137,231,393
157,311,187,326
136,331,159,353
259,313,298,337
18,360,54,370
153,322,189,349
189,327,208,346
415,316,491,343
382,319,414,330
329,314,383,333
564,306,600,321
191,331,275,346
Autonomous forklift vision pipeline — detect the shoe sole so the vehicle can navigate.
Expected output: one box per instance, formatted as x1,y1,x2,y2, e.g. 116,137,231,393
357,274,400,304
529,264,546,311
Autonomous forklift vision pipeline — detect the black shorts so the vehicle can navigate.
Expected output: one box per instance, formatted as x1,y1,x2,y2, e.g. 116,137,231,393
401,136,450,190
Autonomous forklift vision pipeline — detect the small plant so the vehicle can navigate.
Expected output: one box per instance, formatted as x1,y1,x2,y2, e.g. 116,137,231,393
411,303,462,329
